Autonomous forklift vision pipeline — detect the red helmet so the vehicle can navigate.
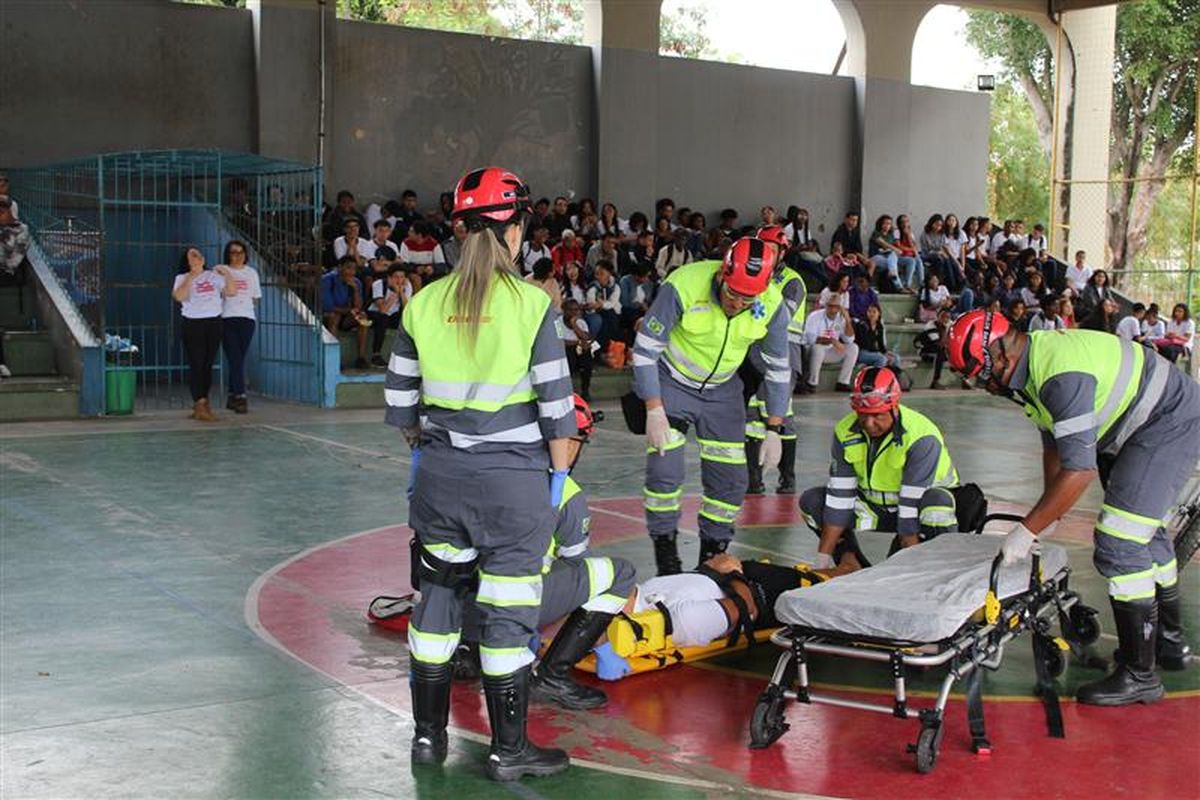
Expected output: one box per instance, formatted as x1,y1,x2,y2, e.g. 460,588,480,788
947,310,1010,379
573,394,595,438
850,367,902,413
451,166,531,226
756,225,788,251
722,237,776,297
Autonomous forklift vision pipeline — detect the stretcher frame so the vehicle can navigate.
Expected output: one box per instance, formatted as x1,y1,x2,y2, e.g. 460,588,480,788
748,514,1102,774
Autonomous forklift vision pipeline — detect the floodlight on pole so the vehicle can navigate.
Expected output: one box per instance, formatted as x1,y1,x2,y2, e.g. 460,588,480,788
977,74,996,92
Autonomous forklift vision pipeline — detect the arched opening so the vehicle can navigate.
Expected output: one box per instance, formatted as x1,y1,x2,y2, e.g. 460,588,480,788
659,0,847,76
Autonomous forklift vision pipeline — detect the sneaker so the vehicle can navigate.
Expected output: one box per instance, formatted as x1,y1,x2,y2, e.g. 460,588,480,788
835,382,852,392
370,354,387,368
0,363,9,378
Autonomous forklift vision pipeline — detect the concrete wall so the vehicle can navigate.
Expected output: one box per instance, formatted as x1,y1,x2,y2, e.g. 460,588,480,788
0,0,256,165
597,49,860,240
331,21,594,206
859,78,990,230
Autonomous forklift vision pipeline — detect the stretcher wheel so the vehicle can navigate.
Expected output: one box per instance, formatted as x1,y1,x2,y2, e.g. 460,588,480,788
1041,645,1066,679
748,687,790,750
913,724,942,774
1068,605,1101,646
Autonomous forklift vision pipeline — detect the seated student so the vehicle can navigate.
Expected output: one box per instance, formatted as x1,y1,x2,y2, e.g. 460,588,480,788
823,240,858,281
320,256,370,369
916,307,953,390
561,299,596,401
617,263,655,344
799,367,968,573
1157,302,1195,363
1116,302,1148,344
585,260,621,348
1026,223,1048,254
847,272,880,322
1006,297,1030,332
918,273,953,322
655,228,693,278
552,229,586,279
1141,303,1165,349
1079,296,1120,334
1037,248,1067,294
831,211,864,261
333,218,375,267
854,303,897,369
818,272,851,310
1019,270,1052,312
526,257,563,310
800,293,859,393
995,272,1018,310
1065,250,1093,297
867,215,904,292
919,214,961,292
398,220,446,292
367,265,407,367
520,225,553,275
892,215,923,293
586,232,621,273
621,229,657,276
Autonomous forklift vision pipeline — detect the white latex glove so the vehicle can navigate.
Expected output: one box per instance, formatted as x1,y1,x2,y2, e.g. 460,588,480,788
646,405,672,455
812,552,836,570
1000,522,1040,566
760,429,783,469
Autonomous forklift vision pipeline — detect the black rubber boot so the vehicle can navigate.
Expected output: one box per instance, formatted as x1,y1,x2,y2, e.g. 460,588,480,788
776,439,797,495
653,533,682,576
451,640,481,681
1077,600,1164,706
696,537,729,569
410,660,452,765
1156,583,1192,671
745,439,765,494
532,609,614,710
483,667,570,782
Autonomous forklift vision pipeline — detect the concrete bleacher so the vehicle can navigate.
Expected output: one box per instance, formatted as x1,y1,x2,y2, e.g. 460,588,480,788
0,283,78,421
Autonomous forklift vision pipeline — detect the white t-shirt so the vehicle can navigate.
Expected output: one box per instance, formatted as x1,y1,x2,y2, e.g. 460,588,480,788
1166,318,1196,351
945,231,967,259
370,278,405,316
1066,265,1092,293
174,270,225,319
561,317,588,345
333,236,376,262
633,572,728,647
990,231,1012,253
1142,318,1165,339
921,285,950,309
803,308,852,346
1115,315,1143,341
1026,234,1047,252
521,242,552,275
221,265,262,320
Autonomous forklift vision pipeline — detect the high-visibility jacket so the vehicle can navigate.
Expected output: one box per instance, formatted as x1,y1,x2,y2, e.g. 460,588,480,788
775,265,807,342
833,405,958,506
661,261,783,388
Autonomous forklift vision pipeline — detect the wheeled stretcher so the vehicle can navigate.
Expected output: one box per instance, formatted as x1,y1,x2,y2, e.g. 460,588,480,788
748,514,1102,774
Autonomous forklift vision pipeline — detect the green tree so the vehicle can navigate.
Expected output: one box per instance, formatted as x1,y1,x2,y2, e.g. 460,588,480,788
965,11,1055,156
659,5,717,60
987,85,1050,225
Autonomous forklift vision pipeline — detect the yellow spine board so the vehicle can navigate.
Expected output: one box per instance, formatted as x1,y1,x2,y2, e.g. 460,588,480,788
574,627,780,675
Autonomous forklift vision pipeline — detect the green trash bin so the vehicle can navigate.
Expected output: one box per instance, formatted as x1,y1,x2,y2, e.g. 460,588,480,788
105,368,137,415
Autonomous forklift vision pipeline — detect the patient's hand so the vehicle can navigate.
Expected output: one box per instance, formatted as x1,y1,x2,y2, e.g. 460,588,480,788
705,553,744,574
897,534,920,549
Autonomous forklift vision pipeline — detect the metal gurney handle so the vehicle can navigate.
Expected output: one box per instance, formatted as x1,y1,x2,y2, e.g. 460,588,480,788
979,512,1030,626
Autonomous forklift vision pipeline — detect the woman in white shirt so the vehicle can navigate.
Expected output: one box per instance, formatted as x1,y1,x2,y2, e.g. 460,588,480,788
817,273,851,311
598,203,630,239
218,240,262,414
1159,303,1196,363
172,247,236,421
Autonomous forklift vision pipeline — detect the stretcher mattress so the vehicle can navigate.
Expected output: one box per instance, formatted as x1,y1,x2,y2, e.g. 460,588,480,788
774,535,1069,643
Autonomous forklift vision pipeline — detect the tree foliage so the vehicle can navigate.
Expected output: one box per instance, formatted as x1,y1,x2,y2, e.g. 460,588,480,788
987,85,1049,225
339,0,582,43
659,5,716,60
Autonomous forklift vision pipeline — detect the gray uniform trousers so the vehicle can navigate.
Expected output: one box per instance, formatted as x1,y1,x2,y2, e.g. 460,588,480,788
644,367,749,543
407,448,557,678
461,555,637,642
1093,367,1200,601
799,484,959,562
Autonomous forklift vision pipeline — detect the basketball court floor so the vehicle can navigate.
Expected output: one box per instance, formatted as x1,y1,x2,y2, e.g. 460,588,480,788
2,391,1197,798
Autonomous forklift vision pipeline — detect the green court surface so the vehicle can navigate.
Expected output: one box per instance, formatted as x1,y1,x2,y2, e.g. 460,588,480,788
2,390,1196,799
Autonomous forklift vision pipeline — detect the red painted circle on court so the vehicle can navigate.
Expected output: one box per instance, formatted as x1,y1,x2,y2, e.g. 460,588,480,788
248,496,1199,797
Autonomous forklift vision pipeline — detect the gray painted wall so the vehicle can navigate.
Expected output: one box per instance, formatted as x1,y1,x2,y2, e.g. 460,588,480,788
597,49,859,240
331,21,594,207
0,0,256,165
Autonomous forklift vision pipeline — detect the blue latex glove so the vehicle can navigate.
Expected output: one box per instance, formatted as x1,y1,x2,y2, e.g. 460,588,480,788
528,632,543,654
407,447,421,502
549,469,569,508
593,642,632,681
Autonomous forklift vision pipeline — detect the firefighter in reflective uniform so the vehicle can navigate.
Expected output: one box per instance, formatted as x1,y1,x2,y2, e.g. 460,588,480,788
632,237,792,576
800,367,962,571
452,396,637,712
385,166,577,781
743,225,806,495
947,311,1200,705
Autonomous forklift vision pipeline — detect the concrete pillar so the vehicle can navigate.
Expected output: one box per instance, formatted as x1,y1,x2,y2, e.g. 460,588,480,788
248,0,334,168
1060,6,1115,265
837,1,933,223
586,0,662,210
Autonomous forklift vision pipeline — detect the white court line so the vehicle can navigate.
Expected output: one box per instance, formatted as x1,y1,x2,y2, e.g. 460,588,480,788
243,525,832,800
258,424,410,462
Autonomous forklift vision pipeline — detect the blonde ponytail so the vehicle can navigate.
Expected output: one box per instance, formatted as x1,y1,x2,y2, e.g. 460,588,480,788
451,227,520,351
